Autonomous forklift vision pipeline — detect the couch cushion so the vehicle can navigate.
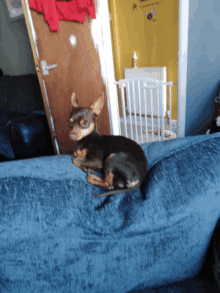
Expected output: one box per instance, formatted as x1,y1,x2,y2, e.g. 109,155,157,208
0,108,15,159
0,133,220,292
7,113,55,159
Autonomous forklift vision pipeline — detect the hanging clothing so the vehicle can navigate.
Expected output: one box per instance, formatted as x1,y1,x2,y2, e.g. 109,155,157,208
29,0,96,31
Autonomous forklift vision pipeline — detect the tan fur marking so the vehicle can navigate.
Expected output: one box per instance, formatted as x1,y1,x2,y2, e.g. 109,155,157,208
108,153,115,159
105,171,114,188
69,122,95,141
80,122,95,139
75,148,88,159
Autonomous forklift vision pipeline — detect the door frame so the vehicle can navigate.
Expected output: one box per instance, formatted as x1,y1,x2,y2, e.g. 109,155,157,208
90,0,121,135
100,0,190,137
177,0,190,138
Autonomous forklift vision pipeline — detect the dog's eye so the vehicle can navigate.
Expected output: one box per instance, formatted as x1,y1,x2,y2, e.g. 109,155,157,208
81,120,90,128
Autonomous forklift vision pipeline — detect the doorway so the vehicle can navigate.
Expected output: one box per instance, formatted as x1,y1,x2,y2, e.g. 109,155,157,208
107,0,189,138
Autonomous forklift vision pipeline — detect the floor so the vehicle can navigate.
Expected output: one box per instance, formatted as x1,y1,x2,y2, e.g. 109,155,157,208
120,122,177,144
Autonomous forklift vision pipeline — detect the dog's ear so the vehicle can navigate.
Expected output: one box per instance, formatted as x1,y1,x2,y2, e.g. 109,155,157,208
71,92,79,108
90,92,104,116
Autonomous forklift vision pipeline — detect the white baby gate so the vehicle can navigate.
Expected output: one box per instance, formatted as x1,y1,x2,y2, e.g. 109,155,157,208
124,67,167,118
113,77,178,144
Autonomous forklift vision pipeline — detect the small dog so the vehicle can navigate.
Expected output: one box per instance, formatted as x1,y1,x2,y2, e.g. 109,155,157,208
69,92,148,197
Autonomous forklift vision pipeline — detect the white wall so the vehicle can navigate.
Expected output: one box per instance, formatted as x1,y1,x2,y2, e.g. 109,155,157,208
186,0,220,135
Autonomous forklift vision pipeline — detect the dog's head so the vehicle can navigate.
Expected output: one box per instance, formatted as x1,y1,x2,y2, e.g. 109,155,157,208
69,92,104,141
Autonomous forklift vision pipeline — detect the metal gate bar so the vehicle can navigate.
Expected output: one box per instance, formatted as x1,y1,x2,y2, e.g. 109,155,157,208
115,78,177,144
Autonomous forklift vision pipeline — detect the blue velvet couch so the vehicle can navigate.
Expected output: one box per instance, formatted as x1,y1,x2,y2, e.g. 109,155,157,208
0,132,220,292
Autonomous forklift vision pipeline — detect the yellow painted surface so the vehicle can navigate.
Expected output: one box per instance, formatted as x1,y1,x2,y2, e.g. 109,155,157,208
108,0,178,119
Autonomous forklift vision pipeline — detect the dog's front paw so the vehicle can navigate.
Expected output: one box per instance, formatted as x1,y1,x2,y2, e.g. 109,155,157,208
87,173,101,184
83,166,94,174
86,174,114,190
86,173,94,183
73,158,83,170
86,174,93,185
72,158,78,165
85,168,94,175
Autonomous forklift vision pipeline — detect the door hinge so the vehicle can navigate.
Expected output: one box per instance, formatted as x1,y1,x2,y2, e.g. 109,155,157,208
41,60,57,76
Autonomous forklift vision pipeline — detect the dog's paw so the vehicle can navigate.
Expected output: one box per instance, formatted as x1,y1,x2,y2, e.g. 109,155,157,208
86,174,95,185
85,168,94,175
72,158,78,165
87,174,103,185
73,158,83,170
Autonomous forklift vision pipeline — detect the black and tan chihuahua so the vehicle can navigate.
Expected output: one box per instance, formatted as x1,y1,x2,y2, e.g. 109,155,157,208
69,92,148,197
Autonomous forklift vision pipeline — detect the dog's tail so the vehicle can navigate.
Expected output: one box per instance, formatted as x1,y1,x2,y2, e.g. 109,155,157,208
93,184,141,197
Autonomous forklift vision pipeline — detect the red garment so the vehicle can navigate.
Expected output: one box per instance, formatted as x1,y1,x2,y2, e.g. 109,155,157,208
29,0,96,31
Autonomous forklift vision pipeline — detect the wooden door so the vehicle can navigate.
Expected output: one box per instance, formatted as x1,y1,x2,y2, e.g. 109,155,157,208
21,0,111,155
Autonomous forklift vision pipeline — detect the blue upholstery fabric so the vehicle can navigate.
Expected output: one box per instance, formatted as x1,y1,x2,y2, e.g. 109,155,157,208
0,133,220,292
